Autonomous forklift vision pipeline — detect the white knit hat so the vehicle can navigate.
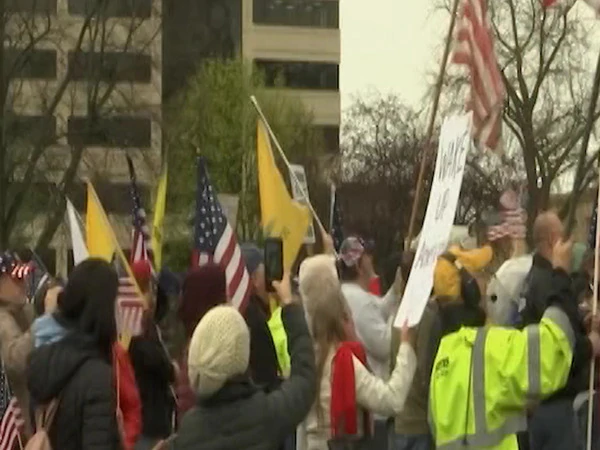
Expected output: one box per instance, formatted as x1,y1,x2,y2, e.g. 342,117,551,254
187,305,250,398
298,254,339,328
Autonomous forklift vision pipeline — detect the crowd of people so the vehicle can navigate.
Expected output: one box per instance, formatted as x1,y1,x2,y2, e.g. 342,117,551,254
0,208,598,450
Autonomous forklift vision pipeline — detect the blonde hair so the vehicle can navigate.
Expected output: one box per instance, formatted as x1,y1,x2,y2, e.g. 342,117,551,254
298,254,350,424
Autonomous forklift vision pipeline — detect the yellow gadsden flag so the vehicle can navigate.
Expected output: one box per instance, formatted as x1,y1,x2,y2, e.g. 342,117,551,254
257,120,311,271
151,162,168,269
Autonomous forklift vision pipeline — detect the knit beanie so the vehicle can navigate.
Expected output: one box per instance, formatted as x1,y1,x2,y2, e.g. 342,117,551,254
179,263,227,339
433,245,493,300
187,305,250,398
240,243,263,275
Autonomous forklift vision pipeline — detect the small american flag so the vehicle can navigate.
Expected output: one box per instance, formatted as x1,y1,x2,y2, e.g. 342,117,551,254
126,155,152,265
116,276,144,337
192,157,250,311
452,0,505,153
589,188,598,250
330,185,344,252
487,190,527,242
0,365,23,450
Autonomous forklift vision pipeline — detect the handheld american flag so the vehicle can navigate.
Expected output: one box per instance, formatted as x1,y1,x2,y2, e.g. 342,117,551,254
452,0,505,153
126,155,152,265
0,367,23,450
487,190,527,242
193,157,250,311
114,257,145,338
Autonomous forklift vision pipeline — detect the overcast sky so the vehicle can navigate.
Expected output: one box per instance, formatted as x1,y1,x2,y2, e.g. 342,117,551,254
340,1,446,111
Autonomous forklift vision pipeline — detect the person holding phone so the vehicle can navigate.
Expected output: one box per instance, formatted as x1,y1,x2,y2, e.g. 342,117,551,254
168,271,316,450
240,243,281,392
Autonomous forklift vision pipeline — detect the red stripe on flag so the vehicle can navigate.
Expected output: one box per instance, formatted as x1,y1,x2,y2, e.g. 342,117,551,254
452,0,505,153
0,397,23,450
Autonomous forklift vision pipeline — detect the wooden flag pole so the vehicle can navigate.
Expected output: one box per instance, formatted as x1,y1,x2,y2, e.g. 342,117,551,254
587,179,600,450
406,0,462,247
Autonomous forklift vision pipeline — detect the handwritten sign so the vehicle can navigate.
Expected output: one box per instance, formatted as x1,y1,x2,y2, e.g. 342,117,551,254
289,164,316,245
395,115,471,327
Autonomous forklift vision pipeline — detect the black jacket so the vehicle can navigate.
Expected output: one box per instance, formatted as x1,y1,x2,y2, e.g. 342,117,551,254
521,253,555,327
27,333,121,450
542,269,592,402
129,324,175,439
244,295,281,391
170,304,316,450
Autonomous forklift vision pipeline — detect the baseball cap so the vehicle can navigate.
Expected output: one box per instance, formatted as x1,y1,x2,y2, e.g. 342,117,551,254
0,252,32,281
339,236,375,268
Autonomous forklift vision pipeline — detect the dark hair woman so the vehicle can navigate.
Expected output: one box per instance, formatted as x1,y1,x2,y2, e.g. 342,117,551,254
27,259,122,450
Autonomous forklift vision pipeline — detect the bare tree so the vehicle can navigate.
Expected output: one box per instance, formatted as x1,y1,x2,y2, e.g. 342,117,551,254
0,0,161,250
338,93,502,260
439,0,598,222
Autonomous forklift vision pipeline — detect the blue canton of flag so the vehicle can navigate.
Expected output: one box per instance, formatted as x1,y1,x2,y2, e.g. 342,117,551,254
589,187,599,250
194,157,250,311
330,185,344,252
126,155,152,265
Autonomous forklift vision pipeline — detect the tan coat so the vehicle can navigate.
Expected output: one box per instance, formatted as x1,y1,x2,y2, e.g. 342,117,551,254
0,297,34,437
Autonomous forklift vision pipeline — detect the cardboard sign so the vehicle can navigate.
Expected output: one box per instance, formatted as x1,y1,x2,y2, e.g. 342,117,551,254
289,164,316,245
395,115,471,327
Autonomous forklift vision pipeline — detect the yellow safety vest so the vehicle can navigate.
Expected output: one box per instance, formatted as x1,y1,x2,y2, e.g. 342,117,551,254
267,306,291,378
429,306,575,450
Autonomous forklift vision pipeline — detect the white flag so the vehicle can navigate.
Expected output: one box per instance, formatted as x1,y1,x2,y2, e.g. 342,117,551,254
66,199,88,265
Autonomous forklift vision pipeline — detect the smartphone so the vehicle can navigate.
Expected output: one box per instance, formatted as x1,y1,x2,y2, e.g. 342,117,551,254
264,237,284,293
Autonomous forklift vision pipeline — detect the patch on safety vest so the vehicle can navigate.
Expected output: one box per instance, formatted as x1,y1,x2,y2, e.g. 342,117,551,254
434,357,449,379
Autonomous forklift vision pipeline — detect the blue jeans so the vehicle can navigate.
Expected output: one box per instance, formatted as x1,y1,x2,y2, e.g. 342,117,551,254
389,433,434,450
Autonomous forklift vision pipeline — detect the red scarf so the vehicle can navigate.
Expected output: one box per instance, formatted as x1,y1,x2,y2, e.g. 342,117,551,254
330,341,372,438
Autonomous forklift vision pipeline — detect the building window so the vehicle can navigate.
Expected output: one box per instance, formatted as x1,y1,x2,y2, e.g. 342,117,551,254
318,125,339,153
68,0,152,18
253,0,338,28
5,49,57,79
255,59,339,90
68,116,152,148
69,51,152,83
7,115,56,145
6,0,57,13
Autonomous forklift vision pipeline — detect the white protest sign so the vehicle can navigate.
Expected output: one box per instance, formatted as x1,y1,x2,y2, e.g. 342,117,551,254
394,114,471,327
289,164,316,244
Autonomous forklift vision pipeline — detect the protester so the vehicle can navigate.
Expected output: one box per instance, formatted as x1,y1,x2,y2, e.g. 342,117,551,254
429,239,600,449
28,259,123,449
0,252,35,438
337,236,404,448
297,253,416,450
520,211,564,326
169,273,316,450
129,260,176,449
241,243,282,391
176,263,228,416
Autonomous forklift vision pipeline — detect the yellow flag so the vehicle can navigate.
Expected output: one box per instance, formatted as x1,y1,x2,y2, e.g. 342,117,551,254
86,184,116,262
151,163,168,269
257,120,311,271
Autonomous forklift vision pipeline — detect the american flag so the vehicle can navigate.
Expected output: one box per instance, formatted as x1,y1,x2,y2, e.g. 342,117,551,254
116,275,144,337
589,188,598,250
192,157,250,311
543,0,600,15
330,185,344,252
487,190,527,241
452,0,505,153
126,155,152,265
0,367,23,450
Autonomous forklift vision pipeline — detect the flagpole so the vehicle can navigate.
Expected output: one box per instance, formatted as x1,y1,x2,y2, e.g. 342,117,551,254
587,179,600,450
250,95,327,235
405,0,462,247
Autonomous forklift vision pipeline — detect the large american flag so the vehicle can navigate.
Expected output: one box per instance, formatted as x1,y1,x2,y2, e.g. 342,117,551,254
126,155,152,265
487,190,527,241
0,367,23,450
452,0,505,153
543,0,600,15
192,157,250,311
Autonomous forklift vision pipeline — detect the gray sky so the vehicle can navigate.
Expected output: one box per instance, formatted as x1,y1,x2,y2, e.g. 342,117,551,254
340,1,446,111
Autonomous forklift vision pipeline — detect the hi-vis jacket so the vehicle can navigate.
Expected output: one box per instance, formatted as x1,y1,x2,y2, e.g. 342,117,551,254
429,306,575,450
